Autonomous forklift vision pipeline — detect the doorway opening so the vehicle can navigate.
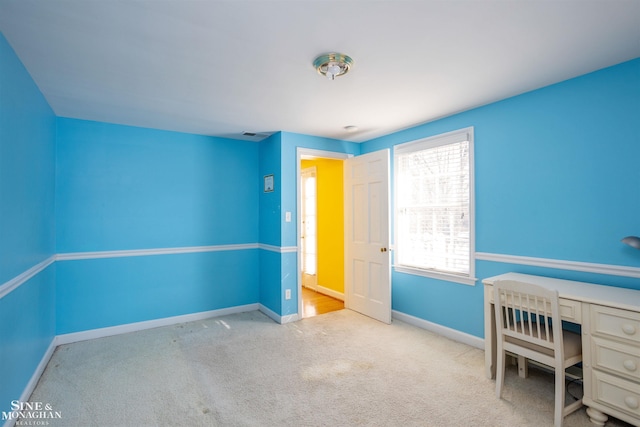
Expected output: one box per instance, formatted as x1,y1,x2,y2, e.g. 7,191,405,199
297,149,350,319
301,166,317,291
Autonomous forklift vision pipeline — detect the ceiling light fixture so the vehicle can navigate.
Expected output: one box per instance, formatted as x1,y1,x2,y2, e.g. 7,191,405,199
313,53,354,80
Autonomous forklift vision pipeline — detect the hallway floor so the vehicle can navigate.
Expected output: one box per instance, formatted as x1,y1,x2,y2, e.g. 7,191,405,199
301,287,343,318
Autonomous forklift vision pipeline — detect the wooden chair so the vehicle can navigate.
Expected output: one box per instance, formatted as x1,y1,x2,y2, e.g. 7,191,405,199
494,280,583,427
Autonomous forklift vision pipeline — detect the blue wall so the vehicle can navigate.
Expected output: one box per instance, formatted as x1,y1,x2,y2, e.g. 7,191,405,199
56,119,258,252
258,132,360,317
2,20,638,412
280,132,361,316
363,58,640,337
0,34,56,280
258,133,283,247
257,133,283,314
56,251,258,334
0,32,56,415
55,118,260,334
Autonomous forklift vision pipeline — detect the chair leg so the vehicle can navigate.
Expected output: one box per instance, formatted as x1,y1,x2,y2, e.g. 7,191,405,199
554,370,565,427
517,355,528,378
496,349,506,399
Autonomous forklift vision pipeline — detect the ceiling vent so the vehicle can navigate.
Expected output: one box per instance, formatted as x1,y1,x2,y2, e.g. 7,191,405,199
241,131,270,140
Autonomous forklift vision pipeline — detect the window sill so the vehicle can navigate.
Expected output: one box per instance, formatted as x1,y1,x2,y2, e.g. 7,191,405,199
393,265,477,286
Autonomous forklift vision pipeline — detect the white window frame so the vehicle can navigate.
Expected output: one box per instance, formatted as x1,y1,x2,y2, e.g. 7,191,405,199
393,127,476,286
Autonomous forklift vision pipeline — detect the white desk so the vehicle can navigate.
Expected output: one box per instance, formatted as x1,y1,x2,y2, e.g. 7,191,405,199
483,273,640,426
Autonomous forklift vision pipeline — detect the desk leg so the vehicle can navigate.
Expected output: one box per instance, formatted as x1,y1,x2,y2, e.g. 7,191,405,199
586,407,608,426
484,285,496,379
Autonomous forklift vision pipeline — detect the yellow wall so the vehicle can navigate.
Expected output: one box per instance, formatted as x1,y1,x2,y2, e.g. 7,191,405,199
301,158,344,295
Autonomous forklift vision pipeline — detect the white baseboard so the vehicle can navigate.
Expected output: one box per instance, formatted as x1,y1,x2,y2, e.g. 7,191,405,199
316,285,344,301
56,303,259,345
2,339,57,427
280,313,300,324
3,304,261,427
392,310,484,350
258,304,280,323
258,304,300,324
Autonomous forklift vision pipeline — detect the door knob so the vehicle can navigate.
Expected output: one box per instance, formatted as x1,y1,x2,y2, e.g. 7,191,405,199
380,247,388,252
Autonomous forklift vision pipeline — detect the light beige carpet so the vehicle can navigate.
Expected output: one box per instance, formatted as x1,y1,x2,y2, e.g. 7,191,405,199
27,310,631,426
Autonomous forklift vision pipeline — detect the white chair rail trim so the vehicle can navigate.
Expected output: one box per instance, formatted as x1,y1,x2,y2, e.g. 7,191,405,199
0,255,56,299
258,243,298,253
57,243,260,261
1,243,301,300
3,250,637,301
476,252,640,279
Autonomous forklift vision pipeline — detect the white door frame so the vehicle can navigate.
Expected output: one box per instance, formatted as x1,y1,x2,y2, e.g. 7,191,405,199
296,148,352,318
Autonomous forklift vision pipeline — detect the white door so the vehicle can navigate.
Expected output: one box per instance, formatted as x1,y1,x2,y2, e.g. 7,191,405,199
301,167,318,290
344,149,391,324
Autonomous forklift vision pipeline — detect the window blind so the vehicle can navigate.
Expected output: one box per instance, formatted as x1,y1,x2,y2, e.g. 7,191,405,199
395,131,471,277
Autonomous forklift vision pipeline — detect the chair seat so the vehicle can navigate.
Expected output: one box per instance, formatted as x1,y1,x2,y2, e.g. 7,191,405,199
505,322,582,359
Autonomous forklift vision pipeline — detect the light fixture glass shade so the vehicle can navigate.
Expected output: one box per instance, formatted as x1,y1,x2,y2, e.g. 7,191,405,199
313,53,354,80
622,235,640,249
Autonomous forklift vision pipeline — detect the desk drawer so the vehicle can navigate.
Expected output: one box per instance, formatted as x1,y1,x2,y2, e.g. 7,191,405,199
591,370,640,419
558,299,582,324
591,305,640,344
591,336,640,381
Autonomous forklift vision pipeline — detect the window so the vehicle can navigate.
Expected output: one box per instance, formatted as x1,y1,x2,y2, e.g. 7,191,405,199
394,127,475,285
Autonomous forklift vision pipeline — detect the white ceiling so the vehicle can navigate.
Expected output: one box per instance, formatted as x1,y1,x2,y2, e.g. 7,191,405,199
1,0,639,143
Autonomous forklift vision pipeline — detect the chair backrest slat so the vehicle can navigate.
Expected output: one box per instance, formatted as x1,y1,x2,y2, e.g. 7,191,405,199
540,296,549,342
493,280,562,354
533,295,541,340
526,293,534,338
